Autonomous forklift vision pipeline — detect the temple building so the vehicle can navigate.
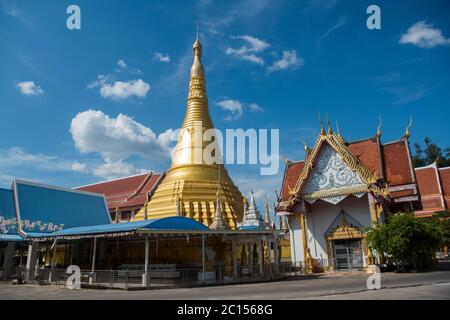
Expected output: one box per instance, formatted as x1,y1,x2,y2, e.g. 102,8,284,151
0,35,282,286
277,121,449,272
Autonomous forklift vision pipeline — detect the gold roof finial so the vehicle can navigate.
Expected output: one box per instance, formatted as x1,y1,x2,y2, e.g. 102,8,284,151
300,137,309,153
319,112,325,135
336,120,342,137
377,115,382,138
405,115,413,139
326,113,333,135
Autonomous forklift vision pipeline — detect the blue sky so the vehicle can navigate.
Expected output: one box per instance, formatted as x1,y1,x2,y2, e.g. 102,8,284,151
1,0,449,209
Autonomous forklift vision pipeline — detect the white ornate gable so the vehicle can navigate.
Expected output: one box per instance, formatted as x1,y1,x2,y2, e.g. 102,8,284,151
302,143,366,204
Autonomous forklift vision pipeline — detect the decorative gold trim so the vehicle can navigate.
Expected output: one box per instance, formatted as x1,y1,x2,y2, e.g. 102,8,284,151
288,131,388,202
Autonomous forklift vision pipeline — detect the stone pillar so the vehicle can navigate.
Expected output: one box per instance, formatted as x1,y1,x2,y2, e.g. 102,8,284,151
231,240,238,278
2,242,15,279
25,242,39,281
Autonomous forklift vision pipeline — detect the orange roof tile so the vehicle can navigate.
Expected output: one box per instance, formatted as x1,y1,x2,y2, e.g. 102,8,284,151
383,140,414,186
346,137,381,177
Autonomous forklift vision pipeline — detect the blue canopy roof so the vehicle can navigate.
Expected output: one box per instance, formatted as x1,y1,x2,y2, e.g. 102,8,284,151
0,234,24,242
0,188,20,239
43,216,208,238
14,180,111,235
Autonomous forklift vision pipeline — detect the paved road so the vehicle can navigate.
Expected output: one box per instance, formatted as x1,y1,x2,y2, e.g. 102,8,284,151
1,271,450,300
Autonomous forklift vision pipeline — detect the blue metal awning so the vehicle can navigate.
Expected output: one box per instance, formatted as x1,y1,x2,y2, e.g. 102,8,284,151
0,234,24,242
33,216,209,239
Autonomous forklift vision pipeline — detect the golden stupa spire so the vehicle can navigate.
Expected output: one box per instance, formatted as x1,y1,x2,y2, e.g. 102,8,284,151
133,31,244,228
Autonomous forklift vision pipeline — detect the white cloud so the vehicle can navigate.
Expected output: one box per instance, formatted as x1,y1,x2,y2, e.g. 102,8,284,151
88,75,150,100
92,159,147,180
226,35,269,65
100,79,150,100
153,52,171,63
400,21,450,49
70,110,175,161
16,81,44,96
117,59,127,69
216,99,244,121
248,103,264,112
268,50,304,72
216,99,264,121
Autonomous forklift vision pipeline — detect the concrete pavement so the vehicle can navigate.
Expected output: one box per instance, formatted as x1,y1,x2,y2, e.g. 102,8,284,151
1,270,450,300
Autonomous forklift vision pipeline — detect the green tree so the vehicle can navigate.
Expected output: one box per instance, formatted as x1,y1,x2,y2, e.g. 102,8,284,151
427,211,450,252
366,213,443,271
412,137,450,168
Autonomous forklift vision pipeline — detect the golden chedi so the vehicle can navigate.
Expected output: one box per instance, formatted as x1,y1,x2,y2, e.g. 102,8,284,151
133,35,244,229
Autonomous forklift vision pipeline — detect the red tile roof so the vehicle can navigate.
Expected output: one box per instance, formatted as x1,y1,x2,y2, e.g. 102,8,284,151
383,140,415,187
75,172,164,211
440,168,450,208
280,161,305,201
347,137,381,177
415,165,444,211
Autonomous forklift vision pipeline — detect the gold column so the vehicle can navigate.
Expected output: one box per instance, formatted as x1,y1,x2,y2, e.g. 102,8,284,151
368,194,379,226
296,213,314,273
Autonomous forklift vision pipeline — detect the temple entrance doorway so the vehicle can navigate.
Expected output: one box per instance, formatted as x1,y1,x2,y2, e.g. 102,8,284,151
332,239,364,270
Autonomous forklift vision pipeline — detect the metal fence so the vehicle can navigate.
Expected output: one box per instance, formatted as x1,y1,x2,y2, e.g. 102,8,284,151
8,262,311,289
2,260,335,289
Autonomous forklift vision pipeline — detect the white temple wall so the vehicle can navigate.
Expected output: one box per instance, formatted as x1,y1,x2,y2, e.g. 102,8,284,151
288,194,372,264
306,195,372,262
287,216,304,264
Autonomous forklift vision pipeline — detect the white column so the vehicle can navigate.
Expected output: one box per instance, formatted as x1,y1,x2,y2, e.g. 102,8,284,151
257,240,263,276
231,240,238,278
25,241,39,281
2,242,15,278
143,235,149,286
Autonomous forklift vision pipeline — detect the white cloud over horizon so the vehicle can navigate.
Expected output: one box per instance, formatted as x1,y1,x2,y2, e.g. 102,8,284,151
16,81,44,96
0,147,88,181
70,109,176,161
400,21,450,49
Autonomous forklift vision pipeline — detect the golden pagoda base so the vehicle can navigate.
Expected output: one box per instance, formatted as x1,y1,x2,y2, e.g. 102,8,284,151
133,164,244,229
